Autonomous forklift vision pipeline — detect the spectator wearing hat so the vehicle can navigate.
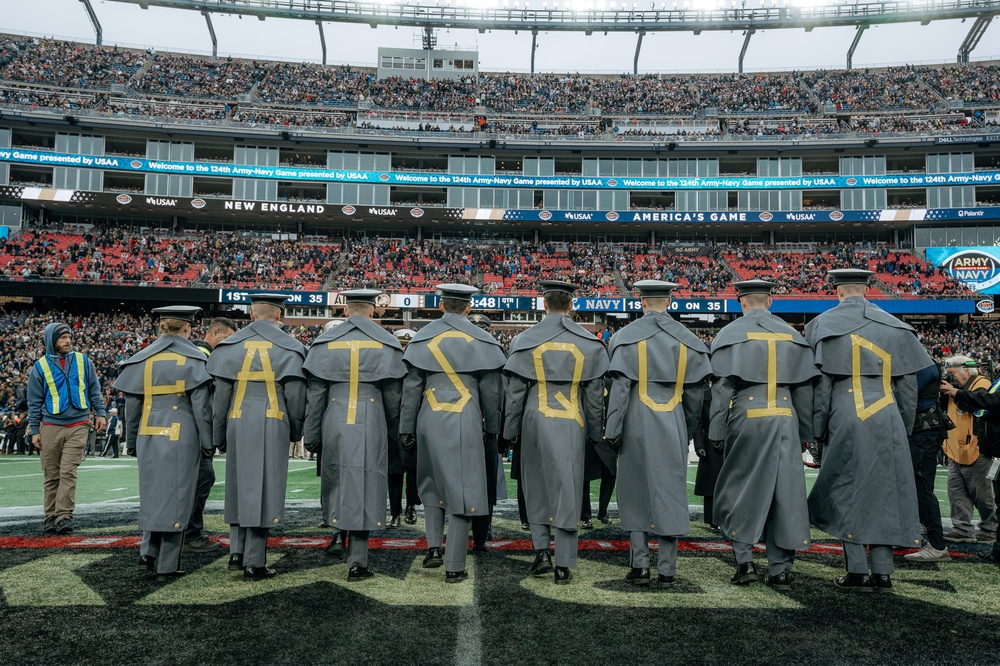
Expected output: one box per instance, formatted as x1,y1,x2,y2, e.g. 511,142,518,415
806,269,935,593
303,289,405,581
504,281,610,585
207,294,307,580
939,356,997,545
399,284,506,583
100,407,122,458
605,280,712,587
709,280,817,591
113,306,214,581
27,321,107,534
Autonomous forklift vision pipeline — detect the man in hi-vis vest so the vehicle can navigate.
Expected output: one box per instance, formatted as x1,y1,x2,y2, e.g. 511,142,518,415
28,322,107,535
208,294,307,580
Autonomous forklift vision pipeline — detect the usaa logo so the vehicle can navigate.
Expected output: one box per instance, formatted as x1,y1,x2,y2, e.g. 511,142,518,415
759,212,773,222
845,177,858,186
129,160,143,169
191,198,207,209
341,205,357,216
976,299,995,314
410,208,424,218
607,179,619,187
941,250,1000,292
830,210,844,221
539,211,553,221
378,173,391,182
605,212,619,221
115,194,132,205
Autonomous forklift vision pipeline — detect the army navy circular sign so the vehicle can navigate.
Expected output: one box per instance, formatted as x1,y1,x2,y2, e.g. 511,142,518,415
940,249,1000,292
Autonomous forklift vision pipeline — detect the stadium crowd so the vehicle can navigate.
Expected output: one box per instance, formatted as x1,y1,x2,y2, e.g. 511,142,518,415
1,34,999,138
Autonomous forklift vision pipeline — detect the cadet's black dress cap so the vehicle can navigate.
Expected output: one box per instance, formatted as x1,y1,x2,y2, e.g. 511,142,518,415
827,269,875,285
436,283,480,302
633,280,681,298
341,288,383,305
733,279,777,297
539,280,579,295
249,293,290,310
152,305,202,323
469,313,492,330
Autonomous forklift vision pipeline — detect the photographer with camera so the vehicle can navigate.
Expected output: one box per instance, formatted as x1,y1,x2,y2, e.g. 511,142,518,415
938,356,997,545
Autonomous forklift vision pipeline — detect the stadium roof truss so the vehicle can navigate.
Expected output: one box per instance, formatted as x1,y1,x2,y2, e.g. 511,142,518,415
91,0,998,72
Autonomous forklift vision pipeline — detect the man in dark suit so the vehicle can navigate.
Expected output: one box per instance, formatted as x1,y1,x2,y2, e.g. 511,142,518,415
101,408,122,458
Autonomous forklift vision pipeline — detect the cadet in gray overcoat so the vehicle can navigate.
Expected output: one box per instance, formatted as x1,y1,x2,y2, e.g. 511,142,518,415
604,281,712,587
806,269,934,593
709,280,818,591
303,289,405,581
207,294,307,580
399,284,506,583
504,281,609,585
114,306,214,582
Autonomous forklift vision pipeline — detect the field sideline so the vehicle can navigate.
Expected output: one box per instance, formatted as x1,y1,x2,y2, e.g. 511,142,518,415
1,455,997,666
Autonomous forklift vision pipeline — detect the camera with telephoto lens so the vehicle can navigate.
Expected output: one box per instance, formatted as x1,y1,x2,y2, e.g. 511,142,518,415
943,371,958,385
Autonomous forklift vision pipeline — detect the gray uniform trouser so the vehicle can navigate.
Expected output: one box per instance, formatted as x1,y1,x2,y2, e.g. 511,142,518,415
230,525,269,568
333,529,370,568
843,542,894,575
732,529,795,576
530,523,578,568
142,531,184,574
947,457,998,538
630,532,679,577
425,506,471,573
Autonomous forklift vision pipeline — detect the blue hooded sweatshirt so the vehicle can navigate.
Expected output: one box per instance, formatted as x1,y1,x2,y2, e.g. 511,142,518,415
27,322,106,433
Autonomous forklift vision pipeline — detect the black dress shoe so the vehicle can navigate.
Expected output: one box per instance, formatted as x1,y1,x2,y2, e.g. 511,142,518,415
978,550,1000,565
445,570,469,583
625,567,651,585
138,555,156,571
764,571,793,591
228,554,244,571
597,513,613,525
835,573,874,592
528,550,553,576
324,532,347,559
387,515,401,529
472,543,488,553
348,566,374,581
422,547,444,568
554,566,572,585
655,575,675,589
244,566,277,580
729,562,759,585
521,522,531,531
580,519,594,530
404,505,418,525
155,570,186,583
871,574,893,593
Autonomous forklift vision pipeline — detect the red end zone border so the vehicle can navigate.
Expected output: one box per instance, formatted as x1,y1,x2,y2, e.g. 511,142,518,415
0,536,968,558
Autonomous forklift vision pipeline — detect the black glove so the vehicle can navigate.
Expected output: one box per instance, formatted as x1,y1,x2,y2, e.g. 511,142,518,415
216,441,227,454
695,446,707,458
126,447,137,457
586,437,599,448
399,433,416,452
304,441,322,454
605,436,622,453
202,448,215,459
710,439,724,453
483,432,497,450
507,435,520,449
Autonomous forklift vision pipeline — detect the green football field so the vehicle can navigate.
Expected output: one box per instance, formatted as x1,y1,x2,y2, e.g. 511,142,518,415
1,455,997,666
0,455,955,510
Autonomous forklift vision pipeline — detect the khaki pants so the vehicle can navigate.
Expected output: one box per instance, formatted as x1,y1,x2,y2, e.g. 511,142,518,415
39,424,89,521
